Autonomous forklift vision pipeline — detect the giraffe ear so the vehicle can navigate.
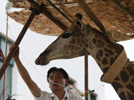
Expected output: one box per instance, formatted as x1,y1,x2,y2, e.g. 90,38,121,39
74,14,87,34
80,23,87,34
75,13,82,20
74,13,83,27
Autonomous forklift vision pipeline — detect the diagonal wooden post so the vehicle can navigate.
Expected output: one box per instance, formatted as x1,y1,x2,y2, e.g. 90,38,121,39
76,0,106,34
0,9,36,80
27,0,68,31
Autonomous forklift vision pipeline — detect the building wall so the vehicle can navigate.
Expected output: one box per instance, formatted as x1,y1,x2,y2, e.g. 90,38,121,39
0,32,15,100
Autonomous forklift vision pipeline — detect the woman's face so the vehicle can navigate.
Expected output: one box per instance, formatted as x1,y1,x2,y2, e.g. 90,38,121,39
48,71,67,92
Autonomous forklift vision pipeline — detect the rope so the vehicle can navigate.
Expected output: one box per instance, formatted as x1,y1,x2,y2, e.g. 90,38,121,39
2,11,9,100
2,1,14,99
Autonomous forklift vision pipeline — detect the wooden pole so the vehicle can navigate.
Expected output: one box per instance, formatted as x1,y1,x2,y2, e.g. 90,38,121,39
27,0,68,30
76,0,106,34
84,54,88,100
0,9,36,80
112,0,134,19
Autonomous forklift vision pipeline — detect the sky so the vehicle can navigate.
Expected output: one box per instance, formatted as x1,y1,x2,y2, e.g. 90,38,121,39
1,0,134,100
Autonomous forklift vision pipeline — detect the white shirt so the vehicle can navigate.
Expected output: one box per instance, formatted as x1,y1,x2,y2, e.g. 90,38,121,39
34,90,84,100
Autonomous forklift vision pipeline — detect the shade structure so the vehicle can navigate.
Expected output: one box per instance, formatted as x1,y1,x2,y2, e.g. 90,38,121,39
1,1,133,100
8,0,134,36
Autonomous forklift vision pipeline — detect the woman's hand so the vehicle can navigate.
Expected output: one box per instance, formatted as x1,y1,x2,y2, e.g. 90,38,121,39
10,44,19,59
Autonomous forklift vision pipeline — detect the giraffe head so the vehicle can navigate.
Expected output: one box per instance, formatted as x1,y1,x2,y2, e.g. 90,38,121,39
35,13,134,100
35,14,94,65
35,13,120,65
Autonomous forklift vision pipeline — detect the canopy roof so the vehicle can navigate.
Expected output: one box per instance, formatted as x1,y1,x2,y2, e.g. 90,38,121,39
8,0,134,36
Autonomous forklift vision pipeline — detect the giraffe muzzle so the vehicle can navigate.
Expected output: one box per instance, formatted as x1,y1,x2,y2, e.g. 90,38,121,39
35,56,50,65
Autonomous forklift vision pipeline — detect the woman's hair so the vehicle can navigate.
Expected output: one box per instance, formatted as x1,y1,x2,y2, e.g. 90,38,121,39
47,67,69,82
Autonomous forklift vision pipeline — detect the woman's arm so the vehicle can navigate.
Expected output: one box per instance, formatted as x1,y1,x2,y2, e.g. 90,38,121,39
11,45,41,97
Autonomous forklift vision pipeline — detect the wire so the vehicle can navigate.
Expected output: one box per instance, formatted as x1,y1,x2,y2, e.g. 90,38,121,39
20,50,66,88
19,49,106,93
8,23,106,94
47,77,65,87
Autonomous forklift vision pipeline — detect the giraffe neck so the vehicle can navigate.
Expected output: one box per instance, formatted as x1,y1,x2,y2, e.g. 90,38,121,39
111,62,134,100
85,29,134,100
86,29,123,73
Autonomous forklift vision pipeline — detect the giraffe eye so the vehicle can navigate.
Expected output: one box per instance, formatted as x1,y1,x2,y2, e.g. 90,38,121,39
62,32,72,38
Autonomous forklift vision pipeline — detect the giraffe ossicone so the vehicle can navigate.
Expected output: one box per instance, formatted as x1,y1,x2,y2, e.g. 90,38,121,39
35,13,134,100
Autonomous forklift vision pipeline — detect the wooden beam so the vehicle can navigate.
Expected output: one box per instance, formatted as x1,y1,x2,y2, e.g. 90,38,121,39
46,0,72,23
76,0,106,34
0,9,36,80
112,0,134,19
46,0,93,9
27,0,68,30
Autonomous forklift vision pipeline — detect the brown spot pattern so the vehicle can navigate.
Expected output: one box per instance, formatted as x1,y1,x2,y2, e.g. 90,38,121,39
97,40,105,47
127,65,134,75
131,78,134,84
81,39,85,45
120,71,129,83
102,58,108,65
114,76,120,81
107,44,114,49
112,82,123,91
119,92,127,100
71,39,77,44
68,45,74,51
103,67,109,73
99,50,103,57
93,38,96,44
78,39,83,47
115,49,121,54
110,57,115,65
105,53,109,57
96,53,100,61
104,48,114,55
126,83,134,93
127,92,134,100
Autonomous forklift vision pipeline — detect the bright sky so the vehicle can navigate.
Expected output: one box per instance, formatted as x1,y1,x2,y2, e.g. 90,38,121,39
1,0,134,100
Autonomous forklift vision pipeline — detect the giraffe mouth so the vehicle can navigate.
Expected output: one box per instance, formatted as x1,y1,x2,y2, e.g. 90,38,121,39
35,56,50,65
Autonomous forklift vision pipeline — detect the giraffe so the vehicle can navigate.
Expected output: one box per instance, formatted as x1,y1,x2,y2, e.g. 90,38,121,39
35,14,134,100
